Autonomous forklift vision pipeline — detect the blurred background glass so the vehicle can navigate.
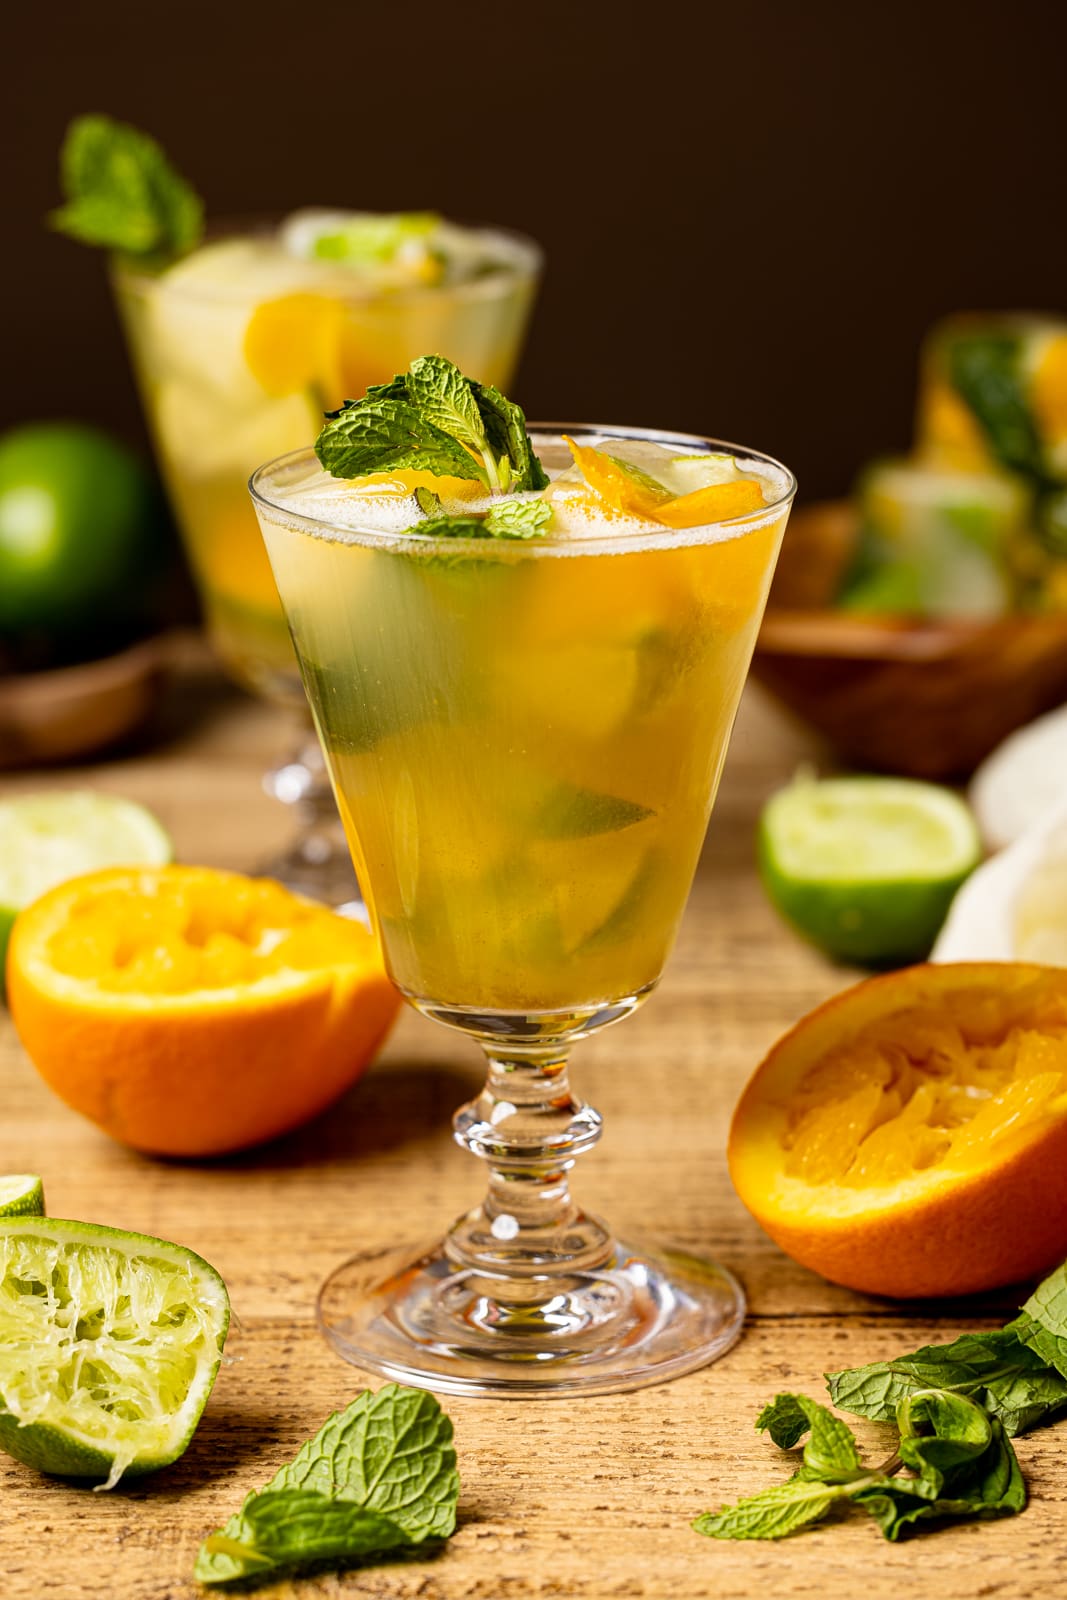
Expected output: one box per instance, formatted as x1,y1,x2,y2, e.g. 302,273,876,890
111,217,539,898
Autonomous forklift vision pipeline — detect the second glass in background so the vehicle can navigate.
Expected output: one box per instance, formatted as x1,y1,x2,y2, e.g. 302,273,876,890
114,214,541,899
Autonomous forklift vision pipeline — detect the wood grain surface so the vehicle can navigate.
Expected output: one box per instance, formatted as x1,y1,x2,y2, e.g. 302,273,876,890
1,656,1064,1600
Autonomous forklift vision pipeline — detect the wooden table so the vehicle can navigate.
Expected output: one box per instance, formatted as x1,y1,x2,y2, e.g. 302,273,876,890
1,658,1064,1600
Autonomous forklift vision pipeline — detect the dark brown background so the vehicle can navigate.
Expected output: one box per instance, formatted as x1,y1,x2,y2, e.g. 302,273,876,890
6,0,1065,502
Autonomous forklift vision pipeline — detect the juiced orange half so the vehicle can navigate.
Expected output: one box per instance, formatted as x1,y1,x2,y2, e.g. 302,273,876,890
729,963,1067,1298
8,866,399,1156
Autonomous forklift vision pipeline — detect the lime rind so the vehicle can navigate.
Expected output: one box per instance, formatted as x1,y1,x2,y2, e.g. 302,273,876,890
0,1217,229,1489
0,1175,44,1217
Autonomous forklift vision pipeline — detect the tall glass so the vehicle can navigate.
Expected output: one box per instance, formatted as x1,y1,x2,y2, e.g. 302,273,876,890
114,224,541,900
251,431,794,1395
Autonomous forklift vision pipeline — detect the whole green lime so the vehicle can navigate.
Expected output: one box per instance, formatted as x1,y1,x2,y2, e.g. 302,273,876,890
0,423,158,631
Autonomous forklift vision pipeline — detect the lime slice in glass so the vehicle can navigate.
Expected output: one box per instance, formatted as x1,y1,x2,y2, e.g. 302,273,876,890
759,776,981,965
0,1218,229,1488
0,792,172,984
0,1175,44,1217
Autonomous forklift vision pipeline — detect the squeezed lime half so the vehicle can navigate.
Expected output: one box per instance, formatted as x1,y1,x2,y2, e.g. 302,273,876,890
0,1176,44,1217
0,792,172,986
0,1218,229,1488
759,776,981,965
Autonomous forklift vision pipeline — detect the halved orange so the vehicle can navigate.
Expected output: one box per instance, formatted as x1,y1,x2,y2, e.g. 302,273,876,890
729,963,1067,1298
7,866,399,1157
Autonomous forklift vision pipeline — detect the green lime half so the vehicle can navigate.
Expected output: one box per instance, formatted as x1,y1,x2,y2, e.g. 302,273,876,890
0,1217,229,1487
0,792,172,989
759,776,981,966
0,1176,44,1217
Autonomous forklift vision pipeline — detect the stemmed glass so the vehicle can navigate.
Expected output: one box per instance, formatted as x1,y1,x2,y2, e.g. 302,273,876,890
251,428,794,1395
112,223,541,902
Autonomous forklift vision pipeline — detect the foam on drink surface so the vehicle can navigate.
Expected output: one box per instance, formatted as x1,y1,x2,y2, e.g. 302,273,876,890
259,435,791,553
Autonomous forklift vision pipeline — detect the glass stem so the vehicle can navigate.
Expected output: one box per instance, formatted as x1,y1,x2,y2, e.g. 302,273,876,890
448,1046,613,1281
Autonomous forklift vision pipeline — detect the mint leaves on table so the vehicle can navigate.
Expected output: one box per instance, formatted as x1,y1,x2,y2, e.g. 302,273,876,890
195,1384,459,1587
698,1256,1067,1544
315,355,550,500
827,1326,1067,1439
694,1389,1024,1544
827,1259,1067,1437
49,114,203,259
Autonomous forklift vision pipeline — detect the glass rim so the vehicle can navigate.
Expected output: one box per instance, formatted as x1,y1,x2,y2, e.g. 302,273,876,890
249,426,797,556
110,213,543,307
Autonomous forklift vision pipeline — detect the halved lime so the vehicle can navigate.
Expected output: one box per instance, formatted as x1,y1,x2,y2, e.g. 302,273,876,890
0,1217,229,1488
0,1176,44,1217
759,776,981,965
0,792,172,986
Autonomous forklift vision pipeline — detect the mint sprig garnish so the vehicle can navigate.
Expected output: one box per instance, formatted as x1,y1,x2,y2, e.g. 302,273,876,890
699,1255,1067,1544
315,355,549,496
49,115,203,258
194,1384,458,1587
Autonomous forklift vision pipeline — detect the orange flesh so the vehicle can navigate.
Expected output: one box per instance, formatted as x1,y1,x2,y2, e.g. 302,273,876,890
780,986,1067,1187
41,876,374,997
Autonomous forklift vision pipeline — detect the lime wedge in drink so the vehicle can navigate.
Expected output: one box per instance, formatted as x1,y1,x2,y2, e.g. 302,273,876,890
759,776,981,965
0,792,172,984
0,1217,229,1488
0,1175,44,1217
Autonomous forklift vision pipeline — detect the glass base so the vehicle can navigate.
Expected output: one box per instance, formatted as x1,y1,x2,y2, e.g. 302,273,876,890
317,1236,745,1398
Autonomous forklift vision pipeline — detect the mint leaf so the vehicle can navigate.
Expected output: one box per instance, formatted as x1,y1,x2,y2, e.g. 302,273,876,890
49,114,202,257
828,1326,1067,1436
195,1384,458,1587
896,1390,992,1494
469,379,550,492
201,1493,410,1580
853,1419,1025,1541
693,1475,845,1541
414,513,490,539
315,358,547,497
406,356,489,457
484,499,552,539
1012,1312,1067,1387
757,1393,862,1479
408,496,551,542
947,331,1046,481
698,1385,1029,1545
536,785,654,840
1018,1264,1067,1379
315,397,486,484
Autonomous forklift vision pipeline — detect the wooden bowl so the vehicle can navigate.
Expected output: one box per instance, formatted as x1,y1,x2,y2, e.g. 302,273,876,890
753,502,1067,780
0,635,171,768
